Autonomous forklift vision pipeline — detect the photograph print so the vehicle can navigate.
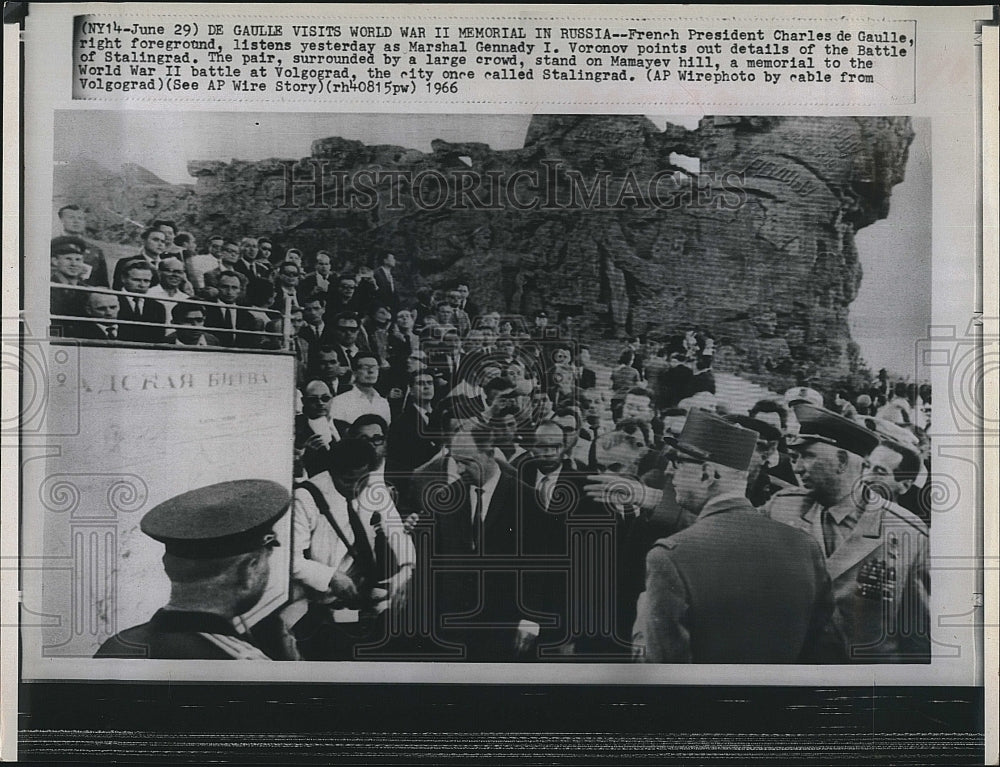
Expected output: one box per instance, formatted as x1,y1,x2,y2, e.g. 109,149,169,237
32,111,934,669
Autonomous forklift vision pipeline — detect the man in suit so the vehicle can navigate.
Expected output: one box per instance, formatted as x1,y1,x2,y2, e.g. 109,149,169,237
374,253,399,313
112,226,167,290
287,307,311,385
446,289,472,337
576,428,692,658
766,403,930,663
95,480,288,660
386,370,439,476
324,274,363,323
272,260,302,315
117,261,166,343
298,251,333,301
724,415,797,507
204,271,263,348
298,292,329,349
67,291,121,340
428,423,539,661
632,409,840,663
234,237,266,281
455,283,479,322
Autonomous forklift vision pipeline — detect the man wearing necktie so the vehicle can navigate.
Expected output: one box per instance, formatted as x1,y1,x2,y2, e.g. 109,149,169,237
116,261,166,343
287,439,412,660
204,272,263,348
766,402,930,663
70,291,121,340
429,424,539,661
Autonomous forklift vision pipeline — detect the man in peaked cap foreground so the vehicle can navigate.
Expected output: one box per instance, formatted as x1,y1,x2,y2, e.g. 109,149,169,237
632,409,841,663
765,402,930,663
94,480,290,660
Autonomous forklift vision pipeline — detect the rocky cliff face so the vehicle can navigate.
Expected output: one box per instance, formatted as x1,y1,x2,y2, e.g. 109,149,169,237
54,115,914,390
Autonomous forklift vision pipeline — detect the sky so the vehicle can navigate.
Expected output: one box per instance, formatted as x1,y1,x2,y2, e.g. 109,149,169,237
54,111,930,377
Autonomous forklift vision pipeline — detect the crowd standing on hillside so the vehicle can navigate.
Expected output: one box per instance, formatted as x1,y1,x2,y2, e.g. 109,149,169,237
51,210,932,665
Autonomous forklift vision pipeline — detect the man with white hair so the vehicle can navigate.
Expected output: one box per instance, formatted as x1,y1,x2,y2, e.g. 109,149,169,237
633,409,838,663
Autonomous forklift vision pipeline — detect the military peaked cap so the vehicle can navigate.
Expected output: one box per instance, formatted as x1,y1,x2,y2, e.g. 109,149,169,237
787,402,880,458
140,479,290,559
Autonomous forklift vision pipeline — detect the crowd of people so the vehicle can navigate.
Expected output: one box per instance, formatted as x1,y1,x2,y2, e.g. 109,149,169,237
56,210,932,665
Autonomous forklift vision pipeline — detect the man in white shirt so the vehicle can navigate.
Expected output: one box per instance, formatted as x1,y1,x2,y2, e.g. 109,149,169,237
147,257,192,317
329,353,392,426
287,439,415,660
185,234,223,290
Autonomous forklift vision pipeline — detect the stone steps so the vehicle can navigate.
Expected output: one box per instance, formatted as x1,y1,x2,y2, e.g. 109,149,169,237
585,360,778,431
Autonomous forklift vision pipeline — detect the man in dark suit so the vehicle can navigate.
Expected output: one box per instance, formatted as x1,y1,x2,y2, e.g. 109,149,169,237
297,251,333,302
112,226,167,290
455,283,479,323
324,274,363,324
204,271,263,348
633,409,840,663
386,370,439,477
67,291,122,340
117,261,166,343
374,253,399,313
427,423,539,661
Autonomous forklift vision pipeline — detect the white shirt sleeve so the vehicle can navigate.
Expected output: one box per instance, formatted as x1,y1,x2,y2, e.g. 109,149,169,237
291,489,339,593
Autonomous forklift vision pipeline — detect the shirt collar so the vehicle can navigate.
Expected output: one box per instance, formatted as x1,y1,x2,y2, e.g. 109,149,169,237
825,496,865,526
474,469,502,510
535,465,562,486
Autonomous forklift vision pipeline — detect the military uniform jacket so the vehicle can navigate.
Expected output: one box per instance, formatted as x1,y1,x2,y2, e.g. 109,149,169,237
765,488,930,663
634,494,837,664
94,609,272,660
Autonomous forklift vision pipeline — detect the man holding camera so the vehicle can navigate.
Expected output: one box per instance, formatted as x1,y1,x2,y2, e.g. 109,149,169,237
287,439,414,660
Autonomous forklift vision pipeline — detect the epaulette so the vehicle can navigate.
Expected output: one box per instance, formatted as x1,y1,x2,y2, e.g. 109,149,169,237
881,500,929,536
651,537,679,551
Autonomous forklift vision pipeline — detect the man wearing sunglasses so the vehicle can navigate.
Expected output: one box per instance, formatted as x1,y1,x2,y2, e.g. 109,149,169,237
95,480,289,660
295,380,341,479
632,409,838,663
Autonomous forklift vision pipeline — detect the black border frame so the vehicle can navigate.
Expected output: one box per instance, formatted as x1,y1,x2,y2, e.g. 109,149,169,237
17,683,985,763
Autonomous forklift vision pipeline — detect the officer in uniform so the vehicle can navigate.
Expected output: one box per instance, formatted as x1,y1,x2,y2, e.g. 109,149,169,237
766,402,930,663
94,480,290,660
632,409,839,663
